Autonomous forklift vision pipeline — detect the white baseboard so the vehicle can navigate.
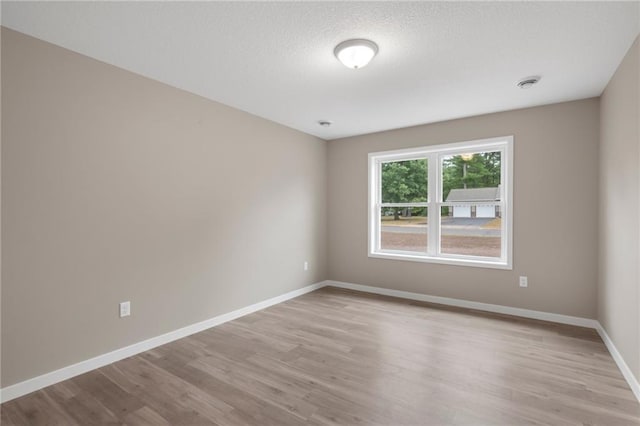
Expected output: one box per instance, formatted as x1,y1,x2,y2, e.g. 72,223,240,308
595,323,640,402
326,280,598,328
0,281,326,403
3,279,639,406
326,280,640,403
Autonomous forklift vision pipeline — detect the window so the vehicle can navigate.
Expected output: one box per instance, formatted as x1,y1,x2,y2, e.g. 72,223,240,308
368,136,513,269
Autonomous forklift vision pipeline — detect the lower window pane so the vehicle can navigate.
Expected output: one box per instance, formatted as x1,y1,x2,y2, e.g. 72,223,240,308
380,207,428,253
440,205,501,258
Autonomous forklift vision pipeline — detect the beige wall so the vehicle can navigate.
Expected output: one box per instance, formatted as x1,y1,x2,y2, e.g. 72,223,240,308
598,37,640,381
1,28,327,387
328,99,600,318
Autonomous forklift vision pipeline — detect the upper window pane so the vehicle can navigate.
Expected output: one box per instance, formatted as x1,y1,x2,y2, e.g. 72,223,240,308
381,159,428,203
441,152,501,203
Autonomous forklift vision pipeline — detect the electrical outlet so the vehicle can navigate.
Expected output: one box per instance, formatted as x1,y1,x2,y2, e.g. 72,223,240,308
304,261,309,271
519,276,528,288
119,301,131,318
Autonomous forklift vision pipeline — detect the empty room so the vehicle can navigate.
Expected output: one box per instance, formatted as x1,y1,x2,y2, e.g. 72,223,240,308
1,1,639,425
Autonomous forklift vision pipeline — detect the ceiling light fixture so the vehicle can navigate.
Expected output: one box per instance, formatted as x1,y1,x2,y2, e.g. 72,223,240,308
334,39,378,69
517,76,541,89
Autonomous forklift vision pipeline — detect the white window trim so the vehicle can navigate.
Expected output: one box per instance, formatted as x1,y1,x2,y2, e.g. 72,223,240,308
368,135,513,270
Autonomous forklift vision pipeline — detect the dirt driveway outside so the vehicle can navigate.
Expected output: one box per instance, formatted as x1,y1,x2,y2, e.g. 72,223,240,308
380,217,501,257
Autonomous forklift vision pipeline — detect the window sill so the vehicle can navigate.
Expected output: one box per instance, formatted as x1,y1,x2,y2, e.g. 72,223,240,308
368,251,512,270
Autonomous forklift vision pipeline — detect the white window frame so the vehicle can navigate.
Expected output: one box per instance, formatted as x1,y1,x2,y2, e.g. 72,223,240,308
368,135,513,270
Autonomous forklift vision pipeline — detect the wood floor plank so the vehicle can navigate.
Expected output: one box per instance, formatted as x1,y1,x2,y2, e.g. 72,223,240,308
124,406,172,426
2,286,639,425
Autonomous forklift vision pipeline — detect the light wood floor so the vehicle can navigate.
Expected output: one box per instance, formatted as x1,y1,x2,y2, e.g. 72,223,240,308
2,287,639,425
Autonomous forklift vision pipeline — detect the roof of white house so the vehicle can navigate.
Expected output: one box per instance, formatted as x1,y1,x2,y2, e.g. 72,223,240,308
446,187,500,202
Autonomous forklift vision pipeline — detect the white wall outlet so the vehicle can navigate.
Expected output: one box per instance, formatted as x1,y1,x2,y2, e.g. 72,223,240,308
119,301,131,318
304,261,309,271
519,276,528,288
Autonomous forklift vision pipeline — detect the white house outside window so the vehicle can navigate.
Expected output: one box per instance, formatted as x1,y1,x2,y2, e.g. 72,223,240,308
368,136,513,269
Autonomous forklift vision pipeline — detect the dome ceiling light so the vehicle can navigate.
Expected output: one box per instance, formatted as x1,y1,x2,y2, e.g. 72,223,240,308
334,39,378,69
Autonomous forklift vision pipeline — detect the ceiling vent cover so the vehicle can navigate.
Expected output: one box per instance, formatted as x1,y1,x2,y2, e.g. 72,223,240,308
517,76,541,89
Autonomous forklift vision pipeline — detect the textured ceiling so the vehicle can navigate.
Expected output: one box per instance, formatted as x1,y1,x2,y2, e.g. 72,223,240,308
2,2,639,140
